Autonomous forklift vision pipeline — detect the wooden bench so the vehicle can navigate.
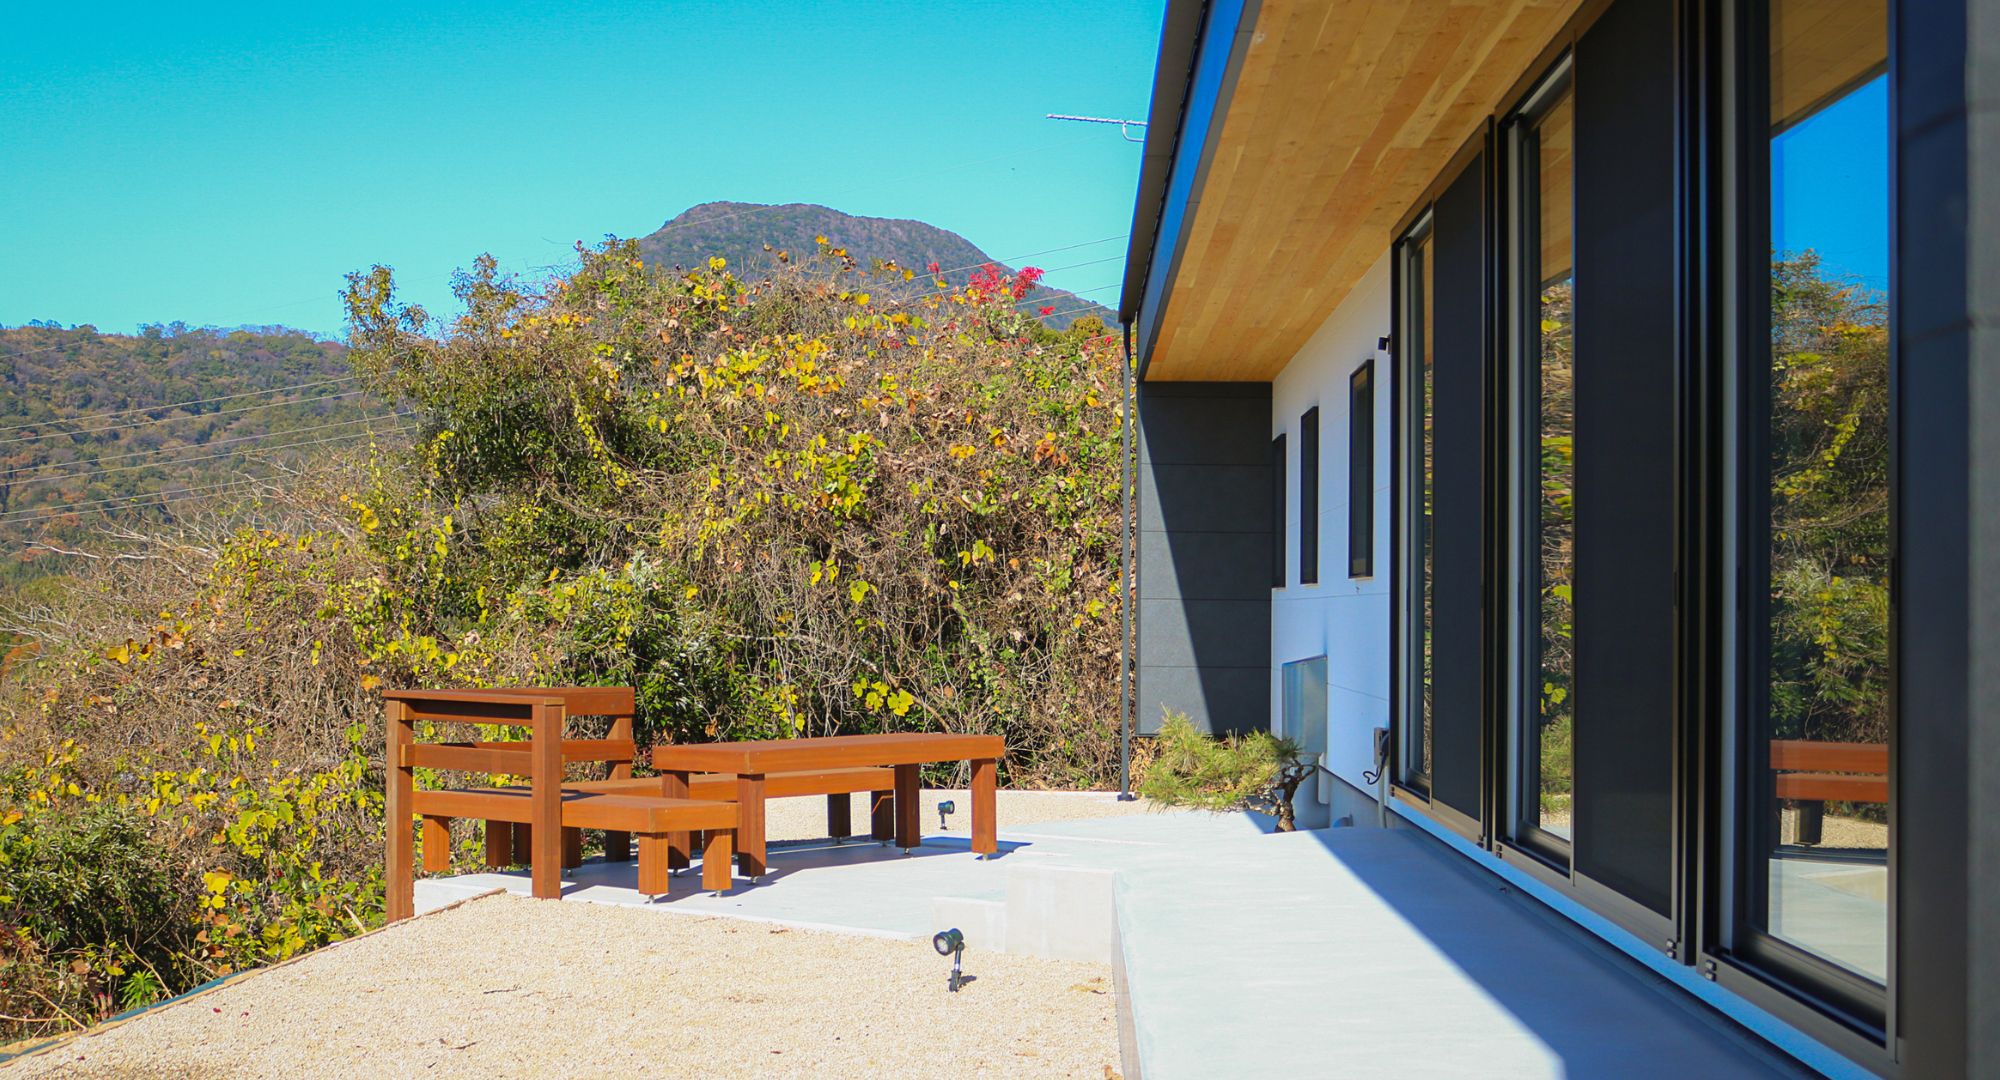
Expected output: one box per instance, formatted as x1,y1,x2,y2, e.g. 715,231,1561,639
412,786,735,896
652,733,1003,878
383,689,736,921
568,766,899,864
1770,739,1888,846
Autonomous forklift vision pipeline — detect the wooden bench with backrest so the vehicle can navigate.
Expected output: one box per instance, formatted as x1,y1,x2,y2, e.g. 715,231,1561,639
1770,739,1888,846
382,689,736,921
482,686,900,861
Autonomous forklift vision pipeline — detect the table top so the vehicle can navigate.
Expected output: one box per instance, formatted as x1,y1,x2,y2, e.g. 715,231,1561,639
651,731,1004,774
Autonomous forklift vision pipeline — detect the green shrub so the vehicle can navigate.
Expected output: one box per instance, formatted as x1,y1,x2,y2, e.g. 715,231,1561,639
1137,711,1299,811
0,794,197,1035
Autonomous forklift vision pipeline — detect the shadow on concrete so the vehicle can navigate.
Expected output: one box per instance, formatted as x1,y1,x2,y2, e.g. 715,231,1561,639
1293,828,1800,1077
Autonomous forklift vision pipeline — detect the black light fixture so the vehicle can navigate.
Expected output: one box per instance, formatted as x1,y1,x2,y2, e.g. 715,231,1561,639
932,927,967,991
936,798,956,832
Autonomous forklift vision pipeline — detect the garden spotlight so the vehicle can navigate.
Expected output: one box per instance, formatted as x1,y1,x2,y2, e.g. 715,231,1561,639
932,927,966,991
937,798,956,832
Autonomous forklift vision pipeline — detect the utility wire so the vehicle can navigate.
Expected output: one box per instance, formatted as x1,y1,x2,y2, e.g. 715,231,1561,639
0,374,363,435
0,388,374,450
4,414,412,490
0,411,414,480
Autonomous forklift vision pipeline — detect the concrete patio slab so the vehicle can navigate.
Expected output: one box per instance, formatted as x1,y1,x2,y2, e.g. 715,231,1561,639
415,805,1808,1077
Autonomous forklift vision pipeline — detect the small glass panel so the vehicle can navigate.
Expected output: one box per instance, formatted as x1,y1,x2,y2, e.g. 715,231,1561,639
1282,657,1329,760
1527,86,1577,841
1752,0,1890,985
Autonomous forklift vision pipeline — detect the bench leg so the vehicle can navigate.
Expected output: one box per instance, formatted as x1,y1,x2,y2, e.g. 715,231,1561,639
637,834,672,897
385,703,415,923
512,822,534,865
484,820,514,867
870,789,894,842
703,827,735,893
562,827,584,870
971,757,997,857
422,816,452,873
664,771,691,871
1796,800,1825,846
737,774,768,878
603,830,632,863
894,764,920,850
827,793,852,841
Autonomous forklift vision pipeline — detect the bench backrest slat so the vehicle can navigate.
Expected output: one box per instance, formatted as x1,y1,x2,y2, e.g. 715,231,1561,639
1769,739,1888,775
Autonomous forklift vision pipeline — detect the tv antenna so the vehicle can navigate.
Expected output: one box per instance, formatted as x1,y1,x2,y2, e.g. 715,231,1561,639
1046,113,1148,143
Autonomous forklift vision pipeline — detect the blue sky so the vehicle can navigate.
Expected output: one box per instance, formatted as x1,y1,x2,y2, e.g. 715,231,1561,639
0,1,1163,337
1772,75,1890,289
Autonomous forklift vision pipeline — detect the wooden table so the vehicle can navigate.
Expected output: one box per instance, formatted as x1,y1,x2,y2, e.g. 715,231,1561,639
651,732,1004,877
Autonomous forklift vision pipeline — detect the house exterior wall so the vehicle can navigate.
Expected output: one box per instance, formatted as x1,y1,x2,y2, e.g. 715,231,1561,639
1268,254,1394,799
1135,380,1273,736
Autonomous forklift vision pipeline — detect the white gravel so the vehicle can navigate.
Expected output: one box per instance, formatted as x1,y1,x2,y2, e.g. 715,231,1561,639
7,893,1121,1079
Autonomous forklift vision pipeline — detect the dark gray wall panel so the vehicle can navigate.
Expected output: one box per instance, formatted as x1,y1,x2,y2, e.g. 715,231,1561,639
1138,530,1274,599
1137,665,1270,736
1137,599,1276,669
1894,0,1992,1074
1428,154,1488,822
1570,0,1676,918
1140,464,1272,532
1137,381,1273,735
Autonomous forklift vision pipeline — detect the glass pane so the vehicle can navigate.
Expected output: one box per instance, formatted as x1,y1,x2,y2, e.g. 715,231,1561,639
1756,0,1889,984
1414,234,1435,783
1531,87,1576,841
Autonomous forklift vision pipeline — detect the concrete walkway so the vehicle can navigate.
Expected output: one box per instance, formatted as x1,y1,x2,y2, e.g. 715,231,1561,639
417,808,1807,1077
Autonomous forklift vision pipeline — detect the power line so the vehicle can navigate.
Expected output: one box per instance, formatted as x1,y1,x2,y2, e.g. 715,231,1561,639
4,414,412,490
0,411,412,479
0,387,375,450
0,374,363,435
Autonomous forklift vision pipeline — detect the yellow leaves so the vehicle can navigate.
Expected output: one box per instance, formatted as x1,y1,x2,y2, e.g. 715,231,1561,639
852,678,915,717
1,810,20,827
948,443,977,460
356,505,380,533
105,642,133,664
709,256,728,272
814,235,829,245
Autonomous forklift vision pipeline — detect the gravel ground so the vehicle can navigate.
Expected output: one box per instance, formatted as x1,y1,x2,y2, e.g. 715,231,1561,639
8,894,1120,1079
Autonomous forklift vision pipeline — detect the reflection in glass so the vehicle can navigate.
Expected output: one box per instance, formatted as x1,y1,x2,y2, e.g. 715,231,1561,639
1527,86,1576,841
1413,232,1435,784
1755,0,1889,985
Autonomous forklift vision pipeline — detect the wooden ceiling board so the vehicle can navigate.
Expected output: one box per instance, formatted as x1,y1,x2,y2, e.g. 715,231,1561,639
1147,0,1586,382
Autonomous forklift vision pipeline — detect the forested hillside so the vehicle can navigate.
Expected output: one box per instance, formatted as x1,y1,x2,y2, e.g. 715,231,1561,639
0,323,393,590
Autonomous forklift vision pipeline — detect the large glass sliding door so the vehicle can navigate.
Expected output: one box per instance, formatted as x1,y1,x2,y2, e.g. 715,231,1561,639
1731,0,1892,1025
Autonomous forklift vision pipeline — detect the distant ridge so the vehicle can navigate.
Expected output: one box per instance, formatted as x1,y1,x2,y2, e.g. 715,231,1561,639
635,202,1114,329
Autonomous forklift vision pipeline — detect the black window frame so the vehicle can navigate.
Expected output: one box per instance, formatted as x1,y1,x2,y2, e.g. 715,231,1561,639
1711,0,1895,1038
1299,405,1320,585
1502,56,1579,868
1348,359,1375,578
1392,212,1437,798
1271,433,1287,588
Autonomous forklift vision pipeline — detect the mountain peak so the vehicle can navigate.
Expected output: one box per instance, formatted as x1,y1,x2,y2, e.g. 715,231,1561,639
635,202,1111,328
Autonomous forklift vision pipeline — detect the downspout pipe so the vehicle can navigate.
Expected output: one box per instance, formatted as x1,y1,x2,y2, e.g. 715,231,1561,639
1118,318,1138,800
